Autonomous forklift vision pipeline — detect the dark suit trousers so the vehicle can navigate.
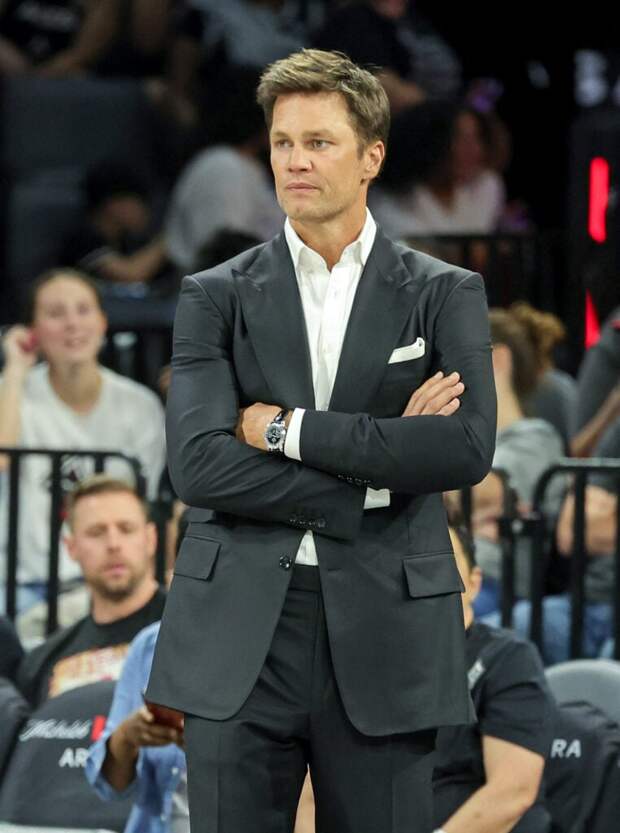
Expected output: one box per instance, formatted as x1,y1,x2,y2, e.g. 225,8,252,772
184,565,437,833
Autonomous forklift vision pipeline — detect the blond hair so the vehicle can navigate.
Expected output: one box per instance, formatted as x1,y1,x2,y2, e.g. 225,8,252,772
257,48,390,153
66,474,148,529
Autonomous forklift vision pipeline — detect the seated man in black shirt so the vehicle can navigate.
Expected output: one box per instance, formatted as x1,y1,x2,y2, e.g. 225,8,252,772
60,160,169,290
17,474,166,707
433,515,554,833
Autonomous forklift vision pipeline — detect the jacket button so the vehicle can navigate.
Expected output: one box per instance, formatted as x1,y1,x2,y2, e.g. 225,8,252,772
279,555,292,570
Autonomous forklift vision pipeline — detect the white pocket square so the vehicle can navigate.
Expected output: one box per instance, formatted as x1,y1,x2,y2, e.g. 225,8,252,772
388,337,425,364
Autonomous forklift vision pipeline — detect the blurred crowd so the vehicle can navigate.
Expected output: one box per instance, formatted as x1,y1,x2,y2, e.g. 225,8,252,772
0,2,620,832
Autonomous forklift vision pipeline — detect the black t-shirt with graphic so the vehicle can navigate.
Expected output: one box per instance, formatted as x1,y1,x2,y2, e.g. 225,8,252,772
35,587,166,705
433,621,554,832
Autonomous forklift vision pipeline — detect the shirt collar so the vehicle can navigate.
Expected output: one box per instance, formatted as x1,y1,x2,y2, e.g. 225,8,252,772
284,209,376,272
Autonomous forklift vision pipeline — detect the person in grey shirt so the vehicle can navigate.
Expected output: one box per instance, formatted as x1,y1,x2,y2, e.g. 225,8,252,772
509,301,577,453
571,305,620,457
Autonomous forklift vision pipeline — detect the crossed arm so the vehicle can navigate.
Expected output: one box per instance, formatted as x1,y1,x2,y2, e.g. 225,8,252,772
166,273,496,537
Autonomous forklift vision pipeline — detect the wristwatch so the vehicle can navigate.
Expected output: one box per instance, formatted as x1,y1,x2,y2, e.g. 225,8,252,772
264,409,290,454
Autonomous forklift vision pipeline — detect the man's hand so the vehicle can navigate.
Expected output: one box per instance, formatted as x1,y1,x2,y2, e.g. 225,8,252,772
236,372,463,449
113,706,184,755
402,371,464,417
102,705,183,792
236,403,283,450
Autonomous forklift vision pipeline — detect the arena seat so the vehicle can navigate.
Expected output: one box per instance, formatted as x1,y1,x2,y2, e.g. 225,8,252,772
546,659,620,724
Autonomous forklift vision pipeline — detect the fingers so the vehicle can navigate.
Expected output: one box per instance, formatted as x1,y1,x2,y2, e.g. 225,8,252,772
403,372,464,417
136,712,183,747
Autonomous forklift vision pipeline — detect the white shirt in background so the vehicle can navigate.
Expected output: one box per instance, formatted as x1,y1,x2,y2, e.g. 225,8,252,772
166,145,283,272
0,364,166,584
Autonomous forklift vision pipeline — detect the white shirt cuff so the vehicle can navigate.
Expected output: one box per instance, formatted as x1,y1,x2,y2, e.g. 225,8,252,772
283,408,304,461
364,487,391,509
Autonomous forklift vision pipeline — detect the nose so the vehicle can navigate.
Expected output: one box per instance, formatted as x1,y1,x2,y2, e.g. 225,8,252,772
62,309,81,330
287,143,311,172
105,528,122,550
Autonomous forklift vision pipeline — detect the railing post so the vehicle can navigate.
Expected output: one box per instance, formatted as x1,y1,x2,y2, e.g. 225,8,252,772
46,453,64,635
6,453,21,620
570,472,587,658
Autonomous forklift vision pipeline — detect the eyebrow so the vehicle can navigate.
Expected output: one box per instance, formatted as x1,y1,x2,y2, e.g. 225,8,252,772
271,129,337,139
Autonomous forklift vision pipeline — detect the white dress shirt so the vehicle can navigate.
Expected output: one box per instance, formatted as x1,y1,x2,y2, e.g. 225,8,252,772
282,209,390,566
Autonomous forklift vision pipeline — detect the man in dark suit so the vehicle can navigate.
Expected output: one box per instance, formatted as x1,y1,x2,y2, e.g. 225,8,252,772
146,49,497,833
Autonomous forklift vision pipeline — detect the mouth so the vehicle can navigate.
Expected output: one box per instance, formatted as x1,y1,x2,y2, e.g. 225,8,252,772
104,564,128,576
285,183,319,191
63,336,89,349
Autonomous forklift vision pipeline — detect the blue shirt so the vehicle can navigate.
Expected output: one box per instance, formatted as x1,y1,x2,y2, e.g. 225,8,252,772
85,622,186,833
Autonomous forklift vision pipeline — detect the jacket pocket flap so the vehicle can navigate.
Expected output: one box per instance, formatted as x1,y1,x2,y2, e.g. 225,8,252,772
174,535,221,580
403,551,464,598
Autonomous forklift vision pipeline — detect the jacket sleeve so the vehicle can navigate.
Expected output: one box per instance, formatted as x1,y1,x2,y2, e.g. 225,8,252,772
166,275,365,540
298,273,497,494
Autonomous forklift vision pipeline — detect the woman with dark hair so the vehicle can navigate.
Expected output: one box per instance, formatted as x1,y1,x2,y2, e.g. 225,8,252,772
370,102,507,239
0,268,165,618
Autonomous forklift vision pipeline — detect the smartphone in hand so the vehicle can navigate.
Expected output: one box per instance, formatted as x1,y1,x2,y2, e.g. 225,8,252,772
142,691,184,731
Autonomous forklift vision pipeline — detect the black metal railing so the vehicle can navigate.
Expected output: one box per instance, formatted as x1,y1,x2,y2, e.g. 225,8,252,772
405,231,566,313
526,459,620,660
462,458,620,660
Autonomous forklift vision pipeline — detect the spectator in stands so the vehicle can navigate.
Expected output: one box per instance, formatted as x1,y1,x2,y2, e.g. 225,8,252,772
314,0,461,112
0,616,24,683
371,101,507,239
85,509,188,832
511,301,577,452
60,160,170,290
432,515,553,833
0,268,165,616
570,305,620,458
188,0,304,72
446,308,564,617
0,0,119,76
16,475,166,707
507,415,620,665
165,67,283,273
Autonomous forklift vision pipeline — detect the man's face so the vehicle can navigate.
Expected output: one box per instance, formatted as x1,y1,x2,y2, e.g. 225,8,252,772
66,492,156,602
270,91,384,228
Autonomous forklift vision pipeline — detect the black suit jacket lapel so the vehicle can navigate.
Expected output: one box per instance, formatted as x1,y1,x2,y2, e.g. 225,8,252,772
329,229,423,414
233,233,315,410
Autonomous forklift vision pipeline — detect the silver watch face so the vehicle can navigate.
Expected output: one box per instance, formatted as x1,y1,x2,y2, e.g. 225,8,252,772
265,422,285,450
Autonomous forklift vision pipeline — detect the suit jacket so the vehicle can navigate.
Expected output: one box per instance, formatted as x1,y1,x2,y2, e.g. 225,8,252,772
146,227,497,736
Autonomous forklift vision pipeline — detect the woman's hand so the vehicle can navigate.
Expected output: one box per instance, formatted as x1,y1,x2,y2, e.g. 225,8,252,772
2,326,38,377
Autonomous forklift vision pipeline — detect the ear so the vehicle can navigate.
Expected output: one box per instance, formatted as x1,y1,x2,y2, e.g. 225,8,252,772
362,140,385,183
469,566,483,602
64,533,79,564
146,521,158,559
491,343,512,377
